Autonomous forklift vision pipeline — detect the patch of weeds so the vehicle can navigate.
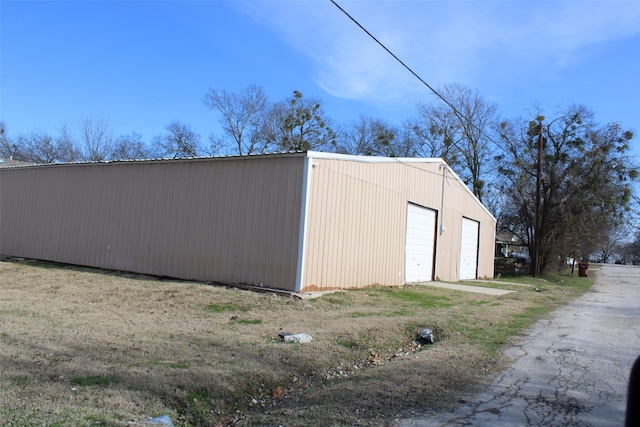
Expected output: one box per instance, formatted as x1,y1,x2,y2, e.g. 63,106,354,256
493,275,549,286
147,359,190,369
70,374,120,387
0,308,31,317
390,309,414,316
14,376,32,387
466,326,506,354
513,305,550,325
2,409,42,427
466,305,552,354
234,318,262,325
553,274,594,293
168,362,189,369
335,328,388,351
185,387,218,421
350,309,413,318
466,299,492,306
336,337,359,349
204,302,246,313
187,387,214,401
319,292,353,306
349,311,379,318
50,353,72,363
385,288,454,309
83,413,111,424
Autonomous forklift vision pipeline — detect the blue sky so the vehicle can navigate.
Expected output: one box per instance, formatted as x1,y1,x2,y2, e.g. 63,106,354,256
1,0,639,155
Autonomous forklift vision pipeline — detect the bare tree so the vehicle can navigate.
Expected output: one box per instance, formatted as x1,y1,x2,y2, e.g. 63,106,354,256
3,120,151,164
448,84,499,203
15,125,81,164
18,131,59,164
337,116,411,157
0,121,24,161
203,84,272,155
79,116,113,162
152,121,201,158
403,107,461,165
336,116,379,155
56,122,82,163
111,132,150,160
411,84,499,202
594,223,628,264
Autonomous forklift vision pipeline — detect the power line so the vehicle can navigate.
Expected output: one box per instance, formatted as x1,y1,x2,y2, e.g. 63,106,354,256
328,0,507,154
328,1,458,119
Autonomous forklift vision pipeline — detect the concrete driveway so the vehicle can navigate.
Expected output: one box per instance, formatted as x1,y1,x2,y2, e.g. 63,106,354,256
398,264,640,426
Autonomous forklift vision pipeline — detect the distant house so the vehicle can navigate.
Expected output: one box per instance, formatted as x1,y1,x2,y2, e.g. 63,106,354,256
0,152,496,292
495,231,528,258
0,158,32,168
495,231,530,275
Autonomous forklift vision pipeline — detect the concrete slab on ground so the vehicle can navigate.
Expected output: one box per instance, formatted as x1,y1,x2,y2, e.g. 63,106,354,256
418,281,515,296
297,282,516,299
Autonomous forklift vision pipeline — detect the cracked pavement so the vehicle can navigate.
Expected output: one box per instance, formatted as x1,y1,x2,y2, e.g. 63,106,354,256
398,264,640,426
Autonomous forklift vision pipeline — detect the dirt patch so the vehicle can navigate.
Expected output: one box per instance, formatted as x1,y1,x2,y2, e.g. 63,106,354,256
0,259,592,426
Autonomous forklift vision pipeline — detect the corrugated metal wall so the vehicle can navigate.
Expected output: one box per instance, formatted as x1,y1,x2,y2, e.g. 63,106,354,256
1,153,495,293
0,156,304,291
300,156,495,291
301,159,406,291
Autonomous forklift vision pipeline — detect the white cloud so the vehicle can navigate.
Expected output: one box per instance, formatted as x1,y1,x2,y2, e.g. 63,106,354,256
238,1,640,105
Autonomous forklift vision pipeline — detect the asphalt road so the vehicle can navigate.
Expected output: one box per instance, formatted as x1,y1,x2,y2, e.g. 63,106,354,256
398,264,640,427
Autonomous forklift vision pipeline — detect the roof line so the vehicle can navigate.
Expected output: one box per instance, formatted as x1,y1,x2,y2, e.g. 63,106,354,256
306,151,444,164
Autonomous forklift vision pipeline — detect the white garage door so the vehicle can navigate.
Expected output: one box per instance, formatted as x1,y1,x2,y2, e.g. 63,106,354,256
459,218,480,280
405,204,436,282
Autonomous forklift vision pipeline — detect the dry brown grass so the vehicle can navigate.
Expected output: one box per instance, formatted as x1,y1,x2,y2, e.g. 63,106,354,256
0,259,594,426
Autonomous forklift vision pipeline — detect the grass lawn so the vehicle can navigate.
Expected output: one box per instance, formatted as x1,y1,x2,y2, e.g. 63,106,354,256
0,259,596,426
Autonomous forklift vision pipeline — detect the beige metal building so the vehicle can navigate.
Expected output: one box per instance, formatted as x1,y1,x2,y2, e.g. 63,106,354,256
0,152,495,292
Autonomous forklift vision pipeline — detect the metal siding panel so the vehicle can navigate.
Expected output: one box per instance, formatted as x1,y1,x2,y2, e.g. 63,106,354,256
140,164,159,271
0,156,304,291
214,163,232,278
94,169,111,265
286,164,303,285
192,167,209,278
479,221,496,278
302,159,406,291
301,159,495,288
1,155,495,289
112,167,133,271
83,167,99,266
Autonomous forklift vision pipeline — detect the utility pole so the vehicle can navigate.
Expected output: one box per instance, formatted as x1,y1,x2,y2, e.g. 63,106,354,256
533,124,544,277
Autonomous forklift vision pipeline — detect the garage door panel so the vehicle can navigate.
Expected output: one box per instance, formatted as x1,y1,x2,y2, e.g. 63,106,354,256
460,218,479,280
405,204,436,282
